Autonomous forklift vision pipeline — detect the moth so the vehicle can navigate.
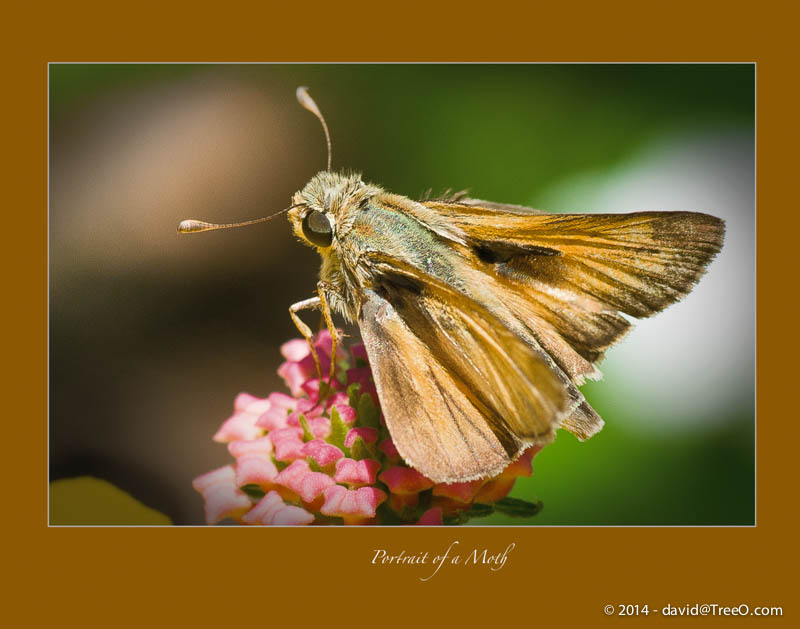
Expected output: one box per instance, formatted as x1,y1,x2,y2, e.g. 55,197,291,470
180,87,725,484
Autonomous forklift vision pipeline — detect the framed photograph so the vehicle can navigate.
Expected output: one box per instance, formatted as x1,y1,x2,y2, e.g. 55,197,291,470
48,64,754,527
12,3,793,624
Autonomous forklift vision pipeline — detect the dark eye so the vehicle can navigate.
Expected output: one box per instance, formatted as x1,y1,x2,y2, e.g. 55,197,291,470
301,210,333,247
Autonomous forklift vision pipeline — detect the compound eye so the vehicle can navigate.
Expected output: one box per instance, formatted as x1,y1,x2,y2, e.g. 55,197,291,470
301,210,333,247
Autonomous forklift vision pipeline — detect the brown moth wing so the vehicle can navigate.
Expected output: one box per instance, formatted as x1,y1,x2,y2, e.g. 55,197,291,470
452,197,544,215
422,203,725,361
362,253,575,438
358,278,569,483
359,242,603,445
359,290,508,483
402,201,628,379
407,202,722,442
564,400,605,440
450,199,623,373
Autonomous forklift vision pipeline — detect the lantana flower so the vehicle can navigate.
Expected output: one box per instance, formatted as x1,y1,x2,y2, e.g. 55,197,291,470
194,330,544,525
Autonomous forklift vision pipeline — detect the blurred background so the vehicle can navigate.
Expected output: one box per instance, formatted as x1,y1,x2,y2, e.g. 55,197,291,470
49,64,754,525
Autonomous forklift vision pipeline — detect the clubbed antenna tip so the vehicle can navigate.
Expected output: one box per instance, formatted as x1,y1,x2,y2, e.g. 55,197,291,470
296,86,332,172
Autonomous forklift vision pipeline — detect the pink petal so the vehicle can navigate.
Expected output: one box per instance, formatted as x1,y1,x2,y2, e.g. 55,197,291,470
281,338,311,362
270,506,315,525
499,445,541,479
192,465,234,492
213,393,270,443
474,477,516,503
320,485,386,519
241,491,314,526
269,425,303,441
192,466,252,525
388,492,419,514
300,439,344,467
325,392,350,408
314,329,335,355
346,367,373,389
228,436,273,458
270,426,306,462
334,458,381,486
345,367,380,405
301,377,343,400
350,343,369,365
344,427,378,448
314,329,346,360
432,480,485,503
286,401,323,426
256,406,292,431
276,460,336,503
378,438,400,461
297,398,320,413
379,466,435,495
301,379,322,400
255,392,299,431
277,361,312,397
233,393,271,413
229,437,278,487
331,403,357,425
213,411,264,443
416,507,444,525
268,391,298,411
285,412,331,439
306,417,332,439
298,353,331,381
235,456,279,488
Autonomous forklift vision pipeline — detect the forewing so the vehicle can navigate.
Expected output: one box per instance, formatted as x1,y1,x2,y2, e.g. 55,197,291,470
358,279,569,483
451,197,544,215
423,202,725,361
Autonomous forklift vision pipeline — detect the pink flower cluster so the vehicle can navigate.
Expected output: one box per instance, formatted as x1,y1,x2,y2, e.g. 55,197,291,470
193,330,543,525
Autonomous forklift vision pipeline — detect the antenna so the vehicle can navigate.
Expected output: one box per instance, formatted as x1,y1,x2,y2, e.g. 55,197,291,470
177,205,299,234
296,86,332,171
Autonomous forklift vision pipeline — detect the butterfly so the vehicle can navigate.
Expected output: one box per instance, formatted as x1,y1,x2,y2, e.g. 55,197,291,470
180,87,725,484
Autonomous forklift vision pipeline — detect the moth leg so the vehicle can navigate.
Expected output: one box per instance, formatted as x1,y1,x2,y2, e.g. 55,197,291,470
316,281,339,385
288,296,323,381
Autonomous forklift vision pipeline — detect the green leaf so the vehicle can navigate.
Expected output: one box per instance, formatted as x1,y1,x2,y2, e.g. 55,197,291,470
272,456,289,472
376,502,410,525
416,488,433,513
49,477,172,525
327,406,348,451
347,382,361,409
442,510,470,525
306,457,322,473
317,379,331,403
241,484,266,499
357,393,380,429
466,503,495,518
313,513,345,526
298,413,314,442
349,436,376,461
442,502,496,525
493,497,543,518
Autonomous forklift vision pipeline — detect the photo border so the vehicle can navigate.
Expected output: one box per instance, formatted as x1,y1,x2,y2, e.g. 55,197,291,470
12,4,790,623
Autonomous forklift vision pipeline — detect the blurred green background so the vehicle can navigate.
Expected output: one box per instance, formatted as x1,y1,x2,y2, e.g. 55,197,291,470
49,64,754,525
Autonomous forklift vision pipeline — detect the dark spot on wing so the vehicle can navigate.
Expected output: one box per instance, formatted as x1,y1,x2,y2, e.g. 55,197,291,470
473,241,560,264
376,270,423,299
